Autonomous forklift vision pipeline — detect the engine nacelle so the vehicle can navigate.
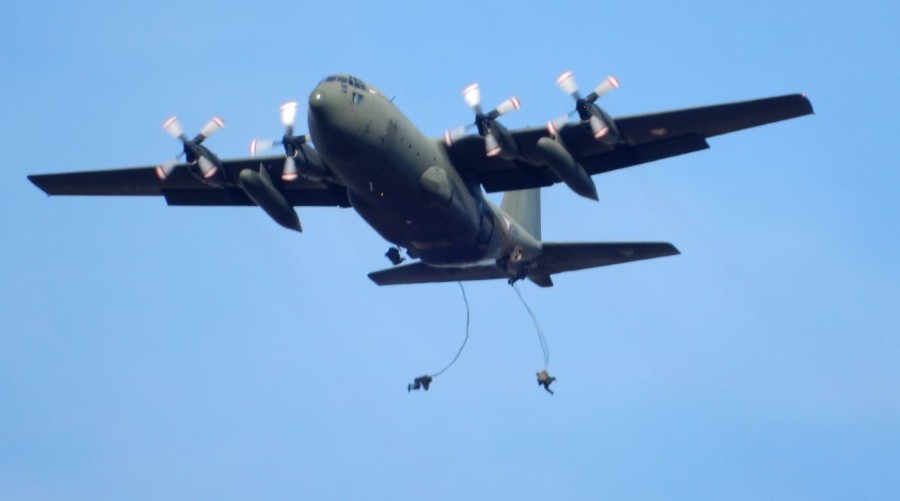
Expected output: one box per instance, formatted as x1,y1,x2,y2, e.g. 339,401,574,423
535,137,598,201
238,168,303,232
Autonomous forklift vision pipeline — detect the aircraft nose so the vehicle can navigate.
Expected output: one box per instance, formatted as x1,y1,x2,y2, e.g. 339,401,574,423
308,87,337,123
308,83,357,150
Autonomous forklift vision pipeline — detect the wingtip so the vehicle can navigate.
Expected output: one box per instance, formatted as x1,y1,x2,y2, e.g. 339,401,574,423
798,92,815,115
367,271,388,286
27,174,51,195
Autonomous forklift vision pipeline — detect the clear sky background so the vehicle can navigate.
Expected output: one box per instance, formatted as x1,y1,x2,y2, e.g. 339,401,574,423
2,1,898,499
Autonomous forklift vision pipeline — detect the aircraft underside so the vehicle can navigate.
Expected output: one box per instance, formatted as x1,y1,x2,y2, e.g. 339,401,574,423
27,72,813,286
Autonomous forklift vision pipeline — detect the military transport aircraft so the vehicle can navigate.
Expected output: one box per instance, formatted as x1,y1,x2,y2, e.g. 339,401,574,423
28,71,813,287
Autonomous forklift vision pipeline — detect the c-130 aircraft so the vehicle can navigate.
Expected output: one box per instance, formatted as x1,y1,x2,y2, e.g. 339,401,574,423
29,71,813,287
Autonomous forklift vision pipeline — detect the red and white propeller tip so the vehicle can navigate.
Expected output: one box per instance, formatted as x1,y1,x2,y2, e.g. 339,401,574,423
198,116,225,139
280,100,299,127
249,139,275,156
494,96,521,116
462,83,481,109
283,156,298,182
484,133,501,157
197,156,218,179
589,115,610,139
161,116,184,139
443,126,467,146
556,70,578,96
155,158,178,180
546,114,570,137
592,76,619,98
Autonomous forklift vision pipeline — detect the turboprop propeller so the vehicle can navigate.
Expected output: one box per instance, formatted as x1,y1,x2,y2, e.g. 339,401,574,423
248,100,311,182
155,116,225,180
546,70,620,144
444,83,521,157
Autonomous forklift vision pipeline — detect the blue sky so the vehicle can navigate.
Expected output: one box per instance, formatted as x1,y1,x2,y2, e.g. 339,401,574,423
2,0,898,499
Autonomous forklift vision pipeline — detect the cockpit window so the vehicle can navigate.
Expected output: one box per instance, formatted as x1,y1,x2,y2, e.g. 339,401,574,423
348,76,367,91
321,75,346,84
321,75,367,92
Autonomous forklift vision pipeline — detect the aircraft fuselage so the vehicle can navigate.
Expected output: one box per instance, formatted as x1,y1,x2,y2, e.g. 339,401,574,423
307,75,537,276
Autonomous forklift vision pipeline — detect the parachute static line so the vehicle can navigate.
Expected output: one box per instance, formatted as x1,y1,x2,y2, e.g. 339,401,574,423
512,283,550,369
409,282,470,391
430,282,471,377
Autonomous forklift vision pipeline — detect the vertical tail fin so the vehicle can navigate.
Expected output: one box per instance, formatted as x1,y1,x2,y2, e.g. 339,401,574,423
500,188,541,241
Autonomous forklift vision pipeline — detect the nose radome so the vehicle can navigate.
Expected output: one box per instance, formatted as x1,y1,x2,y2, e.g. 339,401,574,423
308,88,334,119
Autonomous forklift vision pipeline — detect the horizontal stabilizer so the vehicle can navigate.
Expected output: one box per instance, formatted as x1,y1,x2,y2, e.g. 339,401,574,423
368,262,507,286
536,242,680,277
370,242,678,286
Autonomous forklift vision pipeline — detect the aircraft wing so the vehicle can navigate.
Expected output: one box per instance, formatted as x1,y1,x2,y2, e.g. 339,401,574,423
28,156,351,207
446,94,814,193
